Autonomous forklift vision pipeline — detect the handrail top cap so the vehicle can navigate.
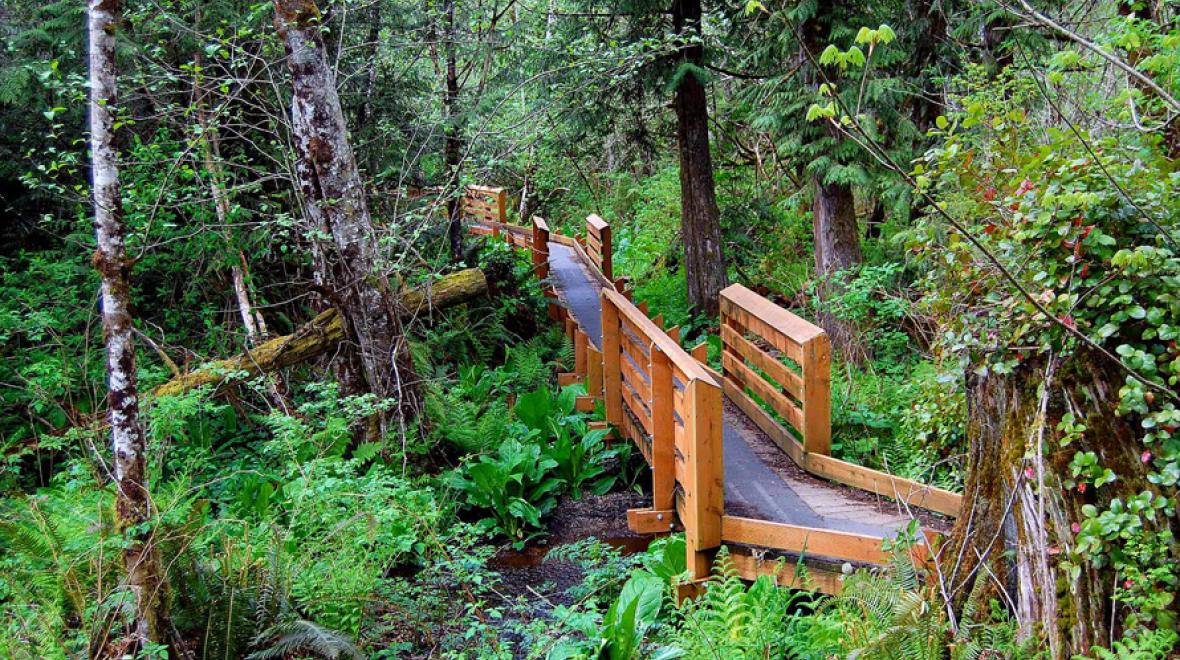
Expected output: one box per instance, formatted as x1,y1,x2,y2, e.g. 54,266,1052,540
720,283,826,344
602,288,718,387
586,214,610,231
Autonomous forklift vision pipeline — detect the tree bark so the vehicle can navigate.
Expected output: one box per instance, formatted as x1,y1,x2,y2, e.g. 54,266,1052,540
87,0,170,651
942,352,1165,658
671,0,727,317
812,177,862,276
274,0,421,432
443,0,464,259
153,268,487,398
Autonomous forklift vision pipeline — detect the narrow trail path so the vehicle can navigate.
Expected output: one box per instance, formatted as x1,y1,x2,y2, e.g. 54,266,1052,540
548,242,918,542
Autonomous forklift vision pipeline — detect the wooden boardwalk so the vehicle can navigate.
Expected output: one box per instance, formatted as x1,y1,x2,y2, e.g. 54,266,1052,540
549,242,909,539
459,185,959,593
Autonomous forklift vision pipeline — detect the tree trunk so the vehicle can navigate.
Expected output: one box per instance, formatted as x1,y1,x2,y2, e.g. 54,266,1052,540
942,352,1166,658
274,0,421,432
671,0,727,317
444,0,464,259
87,0,170,651
153,268,487,398
811,177,864,359
812,178,861,275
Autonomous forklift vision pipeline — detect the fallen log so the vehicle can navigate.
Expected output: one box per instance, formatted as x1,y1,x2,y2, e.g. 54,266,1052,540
154,268,487,398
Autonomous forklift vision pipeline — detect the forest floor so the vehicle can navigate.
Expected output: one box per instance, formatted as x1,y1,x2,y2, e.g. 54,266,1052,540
489,490,652,605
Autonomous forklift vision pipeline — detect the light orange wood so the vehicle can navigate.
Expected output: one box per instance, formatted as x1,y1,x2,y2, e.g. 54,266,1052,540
650,347,675,511
575,328,588,377
806,453,962,516
726,552,845,595
722,354,805,431
557,372,580,387
683,379,724,579
600,294,623,427
585,214,612,279
620,354,652,402
602,289,716,386
691,341,708,363
720,324,803,398
667,326,680,343
721,516,889,565
723,379,806,466
627,507,680,534
801,333,831,455
575,395,596,413
637,300,649,315
587,345,604,398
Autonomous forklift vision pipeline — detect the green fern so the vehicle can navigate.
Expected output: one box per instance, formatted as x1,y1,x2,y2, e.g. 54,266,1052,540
673,548,804,658
246,619,363,660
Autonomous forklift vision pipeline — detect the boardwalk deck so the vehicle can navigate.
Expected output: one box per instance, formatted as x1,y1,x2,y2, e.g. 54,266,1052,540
547,243,918,545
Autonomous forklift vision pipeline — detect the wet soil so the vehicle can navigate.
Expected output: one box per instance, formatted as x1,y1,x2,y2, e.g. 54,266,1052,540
487,490,653,606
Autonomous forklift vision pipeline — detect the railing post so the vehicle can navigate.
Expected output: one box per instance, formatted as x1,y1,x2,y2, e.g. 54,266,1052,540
587,345,604,399
802,335,832,455
600,293,623,427
599,222,612,280
575,328,588,377
531,216,550,281
650,348,674,512
684,378,723,580
495,188,507,223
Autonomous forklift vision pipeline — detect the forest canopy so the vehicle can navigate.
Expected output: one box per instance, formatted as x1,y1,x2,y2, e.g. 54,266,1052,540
1,0,1178,658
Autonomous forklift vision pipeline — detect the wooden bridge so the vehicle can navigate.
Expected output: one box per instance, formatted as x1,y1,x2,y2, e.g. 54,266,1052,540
459,185,960,594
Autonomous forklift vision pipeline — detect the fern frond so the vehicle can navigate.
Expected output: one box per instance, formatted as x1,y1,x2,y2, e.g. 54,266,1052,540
246,619,363,660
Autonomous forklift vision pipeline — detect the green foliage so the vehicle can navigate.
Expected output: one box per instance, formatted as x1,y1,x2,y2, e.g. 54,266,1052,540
672,549,806,659
447,439,563,544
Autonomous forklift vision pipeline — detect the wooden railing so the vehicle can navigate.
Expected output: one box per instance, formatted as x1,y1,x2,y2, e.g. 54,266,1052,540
584,214,612,280
465,189,952,591
720,283,961,517
461,185,507,224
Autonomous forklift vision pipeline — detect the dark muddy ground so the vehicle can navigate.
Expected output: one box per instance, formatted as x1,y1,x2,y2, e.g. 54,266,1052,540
488,490,653,606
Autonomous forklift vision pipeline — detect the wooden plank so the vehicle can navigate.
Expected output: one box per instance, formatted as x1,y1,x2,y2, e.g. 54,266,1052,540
720,302,804,363
586,345,604,398
691,341,708,363
723,379,806,466
602,289,716,386
801,334,832,455
601,295,623,427
620,353,652,402
621,387,653,434
807,453,962,517
721,516,889,565
575,395,596,413
575,328,588,377
727,552,844,595
720,323,803,399
651,313,664,329
667,326,680,343
720,283,824,344
683,379,724,579
627,507,680,534
650,348,675,511
587,213,609,232
557,372,580,387
722,353,805,431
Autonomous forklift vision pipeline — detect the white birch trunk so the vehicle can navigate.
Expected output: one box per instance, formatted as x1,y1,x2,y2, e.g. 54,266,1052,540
88,0,168,648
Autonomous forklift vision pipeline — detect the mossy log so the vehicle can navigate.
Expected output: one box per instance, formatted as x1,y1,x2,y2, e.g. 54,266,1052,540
153,268,487,398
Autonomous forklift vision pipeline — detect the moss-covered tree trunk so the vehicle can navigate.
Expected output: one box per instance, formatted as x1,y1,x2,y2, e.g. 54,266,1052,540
274,0,422,431
943,351,1166,658
87,0,171,651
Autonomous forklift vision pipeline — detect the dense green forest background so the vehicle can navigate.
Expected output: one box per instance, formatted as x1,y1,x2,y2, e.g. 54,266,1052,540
1,0,1178,657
